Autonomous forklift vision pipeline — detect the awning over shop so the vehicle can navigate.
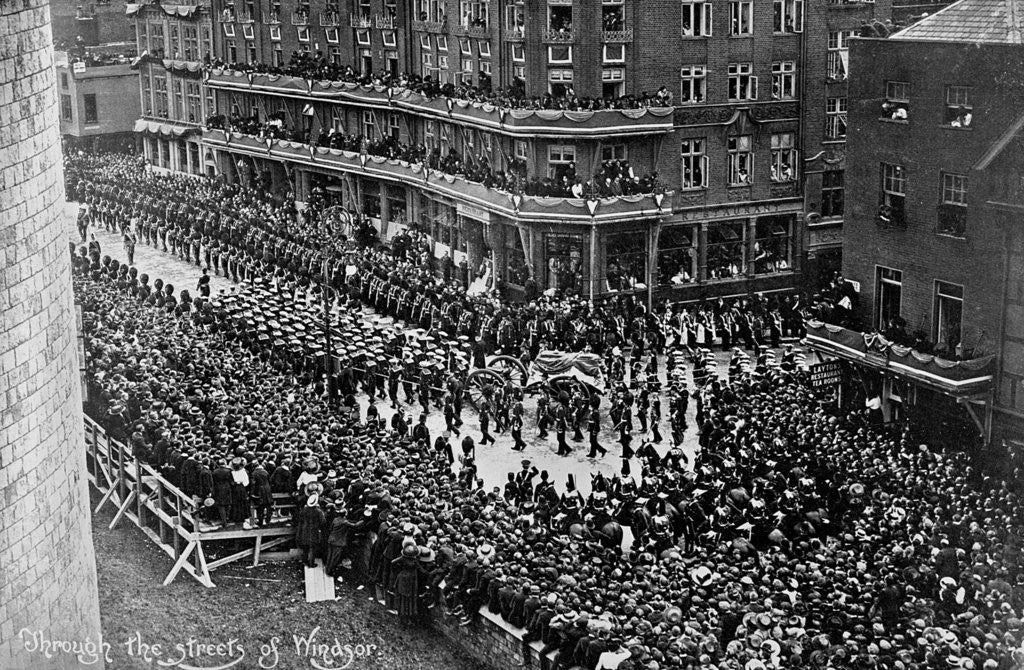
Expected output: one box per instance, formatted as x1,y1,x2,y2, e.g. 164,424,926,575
133,119,202,138
804,320,994,396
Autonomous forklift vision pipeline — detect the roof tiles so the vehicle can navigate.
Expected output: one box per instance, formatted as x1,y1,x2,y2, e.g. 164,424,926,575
891,0,1024,43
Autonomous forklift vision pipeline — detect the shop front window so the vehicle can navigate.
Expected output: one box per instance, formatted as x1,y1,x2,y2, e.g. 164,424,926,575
706,220,745,280
506,230,529,287
657,225,697,285
753,216,791,274
606,232,648,292
386,185,407,225
362,181,381,217
544,234,583,294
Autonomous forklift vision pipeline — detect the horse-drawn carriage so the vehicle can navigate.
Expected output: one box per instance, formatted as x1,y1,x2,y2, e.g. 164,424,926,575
465,350,607,407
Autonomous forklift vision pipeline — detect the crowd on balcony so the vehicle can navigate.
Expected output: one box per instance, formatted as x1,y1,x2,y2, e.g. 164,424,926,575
205,112,663,200
209,51,674,112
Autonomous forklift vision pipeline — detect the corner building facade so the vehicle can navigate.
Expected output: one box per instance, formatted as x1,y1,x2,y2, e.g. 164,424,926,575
130,0,912,301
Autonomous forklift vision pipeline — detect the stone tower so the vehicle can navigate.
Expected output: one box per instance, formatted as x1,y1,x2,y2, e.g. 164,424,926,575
0,0,104,667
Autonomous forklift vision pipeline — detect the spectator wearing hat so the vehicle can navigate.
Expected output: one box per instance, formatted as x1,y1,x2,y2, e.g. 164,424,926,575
296,495,325,568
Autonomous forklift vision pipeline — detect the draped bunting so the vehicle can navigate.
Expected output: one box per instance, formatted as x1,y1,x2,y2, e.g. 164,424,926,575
133,119,201,138
126,3,200,17
804,321,995,383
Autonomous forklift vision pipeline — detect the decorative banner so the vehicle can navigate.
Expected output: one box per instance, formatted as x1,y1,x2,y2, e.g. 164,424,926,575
247,72,255,87
586,199,599,217
387,87,394,103
225,131,233,143
264,137,273,153
308,144,316,160
359,153,367,167
446,98,454,115
512,193,522,212
654,192,664,210
306,78,314,92
302,103,315,116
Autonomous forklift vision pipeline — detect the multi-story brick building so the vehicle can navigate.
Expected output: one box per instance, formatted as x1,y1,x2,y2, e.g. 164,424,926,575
806,0,1024,449
130,0,216,173
128,0,932,302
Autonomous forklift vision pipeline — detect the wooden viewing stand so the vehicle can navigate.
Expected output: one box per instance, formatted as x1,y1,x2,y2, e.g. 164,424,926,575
85,415,300,587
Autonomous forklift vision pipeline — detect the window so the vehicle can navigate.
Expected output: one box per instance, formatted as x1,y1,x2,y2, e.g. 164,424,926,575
511,44,525,61
460,38,472,55
459,0,489,29
548,45,572,64
606,233,648,292
461,58,474,84
548,69,573,96
137,23,148,54
150,23,165,56
223,24,235,38
754,216,791,274
681,1,712,36
506,0,525,35
547,0,573,34
875,266,902,331
938,172,967,237
172,79,184,120
707,221,746,279
362,110,376,139
242,24,255,40
185,81,202,122
356,29,370,45
247,41,257,62
420,34,432,49
383,31,397,47
270,26,281,40
933,281,964,353
657,226,697,285
602,68,624,98
515,139,528,160
879,163,906,224
437,36,448,51
385,50,399,75
360,48,373,76
273,44,284,66
297,27,310,42
201,25,212,58
548,144,576,179
679,65,706,103
601,144,626,161
602,0,625,31
480,60,492,76
544,233,583,293
821,170,844,218
83,93,98,124
770,133,797,182
825,97,847,140
730,1,753,35
226,39,237,62
728,63,757,101
680,138,707,189
945,86,972,127
60,94,72,121
425,119,437,148
478,41,491,58
416,0,445,22
827,31,853,81
773,0,803,32
152,76,168,117
603,44,625,63
771,61,795,100
141,77,151,115
727,135,752,185
883,81,909,120
183,26,199,61
421,52,434,76
325,28,339,43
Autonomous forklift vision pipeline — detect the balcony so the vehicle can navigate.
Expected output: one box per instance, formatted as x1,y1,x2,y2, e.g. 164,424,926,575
267,10,281,23
204,68,676,138
237,7,259,22
543,29,574,42
203,128,674,224
319,11,339,26
375,13,396,29
503,27,525,41
452,22,489,38
412,17,447,32
291,11,309,25
804,320,994,396
350,12,372,27
220,8,235,22
602,28,633,42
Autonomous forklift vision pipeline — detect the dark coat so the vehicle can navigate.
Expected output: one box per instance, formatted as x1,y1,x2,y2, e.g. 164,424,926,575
250,467,273,506
211,466,233,505
296,505,325,548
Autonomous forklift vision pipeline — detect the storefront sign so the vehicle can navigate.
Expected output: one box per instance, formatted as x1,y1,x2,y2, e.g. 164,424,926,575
456,202,490,222
810,361,843,388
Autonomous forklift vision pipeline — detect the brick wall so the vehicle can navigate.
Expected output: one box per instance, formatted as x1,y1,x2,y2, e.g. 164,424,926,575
0,0,104,667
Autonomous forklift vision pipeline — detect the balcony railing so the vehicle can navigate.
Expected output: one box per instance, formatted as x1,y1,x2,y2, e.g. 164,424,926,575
452,23,489,37
602,28,633,42
237,7,258,23
291,11,309,25
319,11,339,26
411,18,446,32
543,29,574,42
350,12,372,27
375,13,396,29
503,27,525,40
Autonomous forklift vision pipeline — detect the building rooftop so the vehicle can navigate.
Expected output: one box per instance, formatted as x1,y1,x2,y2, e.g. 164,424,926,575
890,0,1024,43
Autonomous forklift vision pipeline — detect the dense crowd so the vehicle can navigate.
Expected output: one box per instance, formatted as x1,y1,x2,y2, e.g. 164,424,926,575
211,51,675,112
68,152,1024,669
206,112,662,199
